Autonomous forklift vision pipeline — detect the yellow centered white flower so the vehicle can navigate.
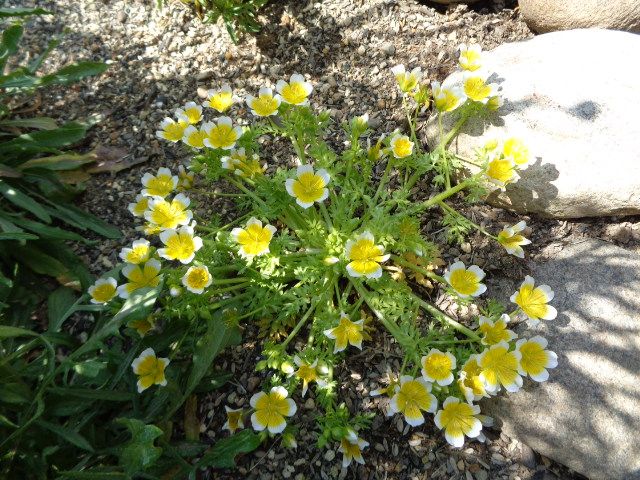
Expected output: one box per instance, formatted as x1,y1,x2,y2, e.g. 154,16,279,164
503,137,531,168
486,156,518,189
231,217,276,258
462,72,497,103
156,117,188,142
131,347,170,393
203,117,243,150
177,165,194,191
443,261,486,298
292,356,325,397
497,221,531,258
88,277,117,304
203,84,234,113
421,348,456,386
221,148,265,178
128,193,149,218
345,231,389,279
117,259,162,299
338,435,369,468
223,406,245,434
324,312,364,353
457,355,488,403
158,225,202,264
276,73,313,105
516,336,558,382
175,101,203,125
434,397,483,448
128,316,156,337
181,265,213,294
478,314,517,346
458,43,482,71
390,64,422,93
510,275,557,324
389,133,414,159
141,167,178,199
387,375,437,427
478,341,523,393
432,77,466,112
118,239,151,265
245,87,282,117
250,386,297,434
487,95,503,111
181,126,208,149
144,194,192,230
285,164,330,209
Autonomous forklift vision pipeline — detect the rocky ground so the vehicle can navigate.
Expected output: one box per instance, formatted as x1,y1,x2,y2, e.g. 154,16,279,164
14,0,640,478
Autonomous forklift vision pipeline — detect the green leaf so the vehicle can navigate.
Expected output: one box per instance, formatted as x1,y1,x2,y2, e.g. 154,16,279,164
0,7,52,17
20,151,96,171
0,23,23,72
57,471,127,480
11,217,91,243
0,117,58,130
11,244,68,277
196,430,261,469
73,359,107,378
36,419,94,452
194,371,232,393
0,122,86,160
0,180,51,222
40,62,107,86
47,387,134,402
117,418,163,476
0,325,38,338
48,287,78,331
47,203,121,239
0,231,37,240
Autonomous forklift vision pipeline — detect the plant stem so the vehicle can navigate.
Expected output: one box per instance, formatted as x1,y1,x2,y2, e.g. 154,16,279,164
390,255,446,284
319,203,333,231
281,301,317,349
438,201,497,240
211,277,250,285
410,294,481,342
371,156,394,207
208,282,251,296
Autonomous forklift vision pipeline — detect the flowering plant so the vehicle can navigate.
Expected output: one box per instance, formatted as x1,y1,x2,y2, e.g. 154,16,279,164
91,44,558,470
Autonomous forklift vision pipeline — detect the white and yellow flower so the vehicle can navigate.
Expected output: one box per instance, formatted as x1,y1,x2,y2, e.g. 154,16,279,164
250,386,297,434
510,275,557,324
223,406,245,434
432,78,466,112
292,356,325,397
230,217,276,258
181,126,208,149
128,193,149,218
119,239,151,265
221,148,265,178
276,74,313,106
434,397,483,448
462,71,498,104
390,64,422,93
487,95,503,111
156,117,189,142
497,221,531,258
203,84,234,113
421,348,456,386
457,355,488,403
478,341,523,393
485,155,519,189
175,101,203,125
117,259,162,299
443,261,486,298
324,312,364,353
478,314,517,346
245,87,282,117
345,231,389,279
458,43,482,71
285,165,330,209
141,167,178,199
131,347,170,393
88,277,118,304
502,137,531,168
128,316,156,337
387,375,437,427
516,336,558,382
177,165,194,191
158,226,202,264
338,435,369,468
144,194,192,230
203,117,243,150
181,265,213,294
389,133,414,159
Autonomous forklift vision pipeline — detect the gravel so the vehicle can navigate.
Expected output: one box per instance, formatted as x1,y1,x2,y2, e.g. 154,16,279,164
11,0,629,477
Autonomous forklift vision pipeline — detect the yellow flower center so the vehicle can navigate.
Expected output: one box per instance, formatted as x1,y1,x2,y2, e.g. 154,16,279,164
464,77,492,102
519,341,549,376
503,138,529,166
129,317,155,336
497,231,525,250
291,172,326,203
250,94,279,116
149,200,189,229
91,283,116,303
208,124,238,149
392,137,413,158
423,353,453,381
208,92,233,112
163,121,188,141
340,438,362,460
480,346,519,388
486,158,515,184
164,232,196,261
396,381,433,418
347,239,385,275
146,174,175,198
254,391,291,429
125,245,150,264
183,107,202,124
435,90,462,112
296,364,317,383
134,355,166,390
515,284,550,320
125,264,161,294
396,73,418,92
131,197,149,216
449,269,480,296
440,402,476,436
281,82,308,104
236,223,273,256
185,129,207,148
185,267,210,290
460,50,481,71
478,320,511,345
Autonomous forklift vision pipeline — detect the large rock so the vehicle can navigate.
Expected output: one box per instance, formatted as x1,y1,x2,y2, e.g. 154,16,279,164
431,29,640,218
483,239,640,480
519,0,640,34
